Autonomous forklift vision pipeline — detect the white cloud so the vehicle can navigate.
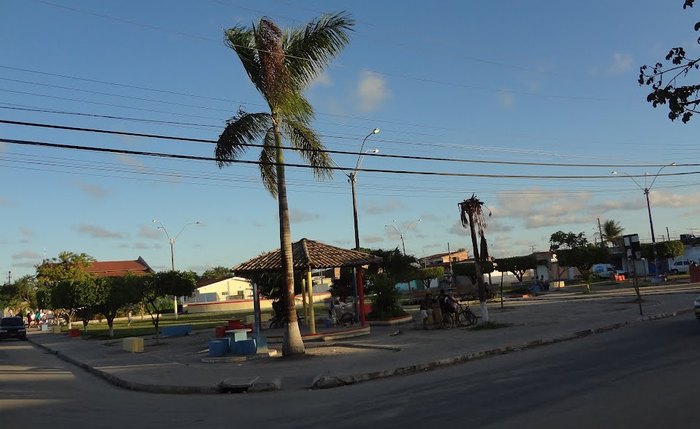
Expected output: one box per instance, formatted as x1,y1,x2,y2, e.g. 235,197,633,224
356,70,390,112
649,191,695,208
289,208,320,224
448,220,470,236
362,234,384,244
138,224,162,240
607,53,633,75
493,188,594,228
20,227,34,237
116,154,145,169
76,224,124,239
12,250,41,260
309,71,333,89
364,199,404,215
76,182,109,198
498,89,514,108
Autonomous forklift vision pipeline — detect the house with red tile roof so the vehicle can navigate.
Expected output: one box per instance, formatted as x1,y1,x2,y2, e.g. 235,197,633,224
86,256,154,278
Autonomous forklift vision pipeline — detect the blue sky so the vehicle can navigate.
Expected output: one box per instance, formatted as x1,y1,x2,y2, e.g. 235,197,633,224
2,0,700,279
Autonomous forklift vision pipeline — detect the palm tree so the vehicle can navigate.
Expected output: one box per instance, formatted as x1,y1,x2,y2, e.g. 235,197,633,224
215,14,354,356
602,219,624,247
458,194,491,323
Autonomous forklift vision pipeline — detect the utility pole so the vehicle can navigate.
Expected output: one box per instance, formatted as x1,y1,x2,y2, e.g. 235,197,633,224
448,242,454,289
666,226,671,241
597,218,605,248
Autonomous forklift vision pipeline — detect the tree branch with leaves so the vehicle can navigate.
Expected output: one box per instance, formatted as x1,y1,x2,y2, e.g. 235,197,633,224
639,0,700,123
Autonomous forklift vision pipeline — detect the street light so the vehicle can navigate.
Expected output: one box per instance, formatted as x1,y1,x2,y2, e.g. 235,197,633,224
348,128,380,250
611,162,676,277
152,219,201,319
385,218,422,255
346,128,380,327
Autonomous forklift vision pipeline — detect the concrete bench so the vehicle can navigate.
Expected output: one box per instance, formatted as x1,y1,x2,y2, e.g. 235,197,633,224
122,337,144,353
159,324,192,338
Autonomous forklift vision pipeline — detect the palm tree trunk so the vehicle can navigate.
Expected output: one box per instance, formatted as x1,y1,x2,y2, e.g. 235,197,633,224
273,117,305,356
467,211,490,322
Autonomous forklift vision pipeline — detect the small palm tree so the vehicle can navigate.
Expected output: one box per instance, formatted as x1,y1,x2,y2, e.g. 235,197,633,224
215,14,354,356
602,219,624,247
458,194,491,323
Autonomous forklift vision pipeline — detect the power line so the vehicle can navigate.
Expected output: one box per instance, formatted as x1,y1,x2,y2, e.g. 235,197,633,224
1,119,693,170
29,2,606,103
3,136,700,180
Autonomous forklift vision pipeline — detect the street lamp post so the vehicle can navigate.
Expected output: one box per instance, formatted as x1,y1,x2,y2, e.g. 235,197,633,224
612,162,676,278
347,128,380,326
152,219,201,320
385,218,422,255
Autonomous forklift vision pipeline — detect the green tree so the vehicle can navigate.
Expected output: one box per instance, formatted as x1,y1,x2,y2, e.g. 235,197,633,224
73,278,103,333
495,255,538,283
458,194,491,322
557,246,609,286
365,248,420,283
199,266,234,283
0,275,37,313
139,271,197,341
35,251,95,288
602,220,624,247
419,266,445,289
642,240,685,264
215,14,354,357
48,279,96,329
367,273,404,319
94,275,143,337
549,231,588,251
639,1,700,123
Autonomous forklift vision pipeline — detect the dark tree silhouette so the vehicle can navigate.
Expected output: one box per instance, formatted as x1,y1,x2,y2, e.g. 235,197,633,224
639,0,700,123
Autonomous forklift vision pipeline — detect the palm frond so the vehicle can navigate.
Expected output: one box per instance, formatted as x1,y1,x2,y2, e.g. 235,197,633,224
215,109,271,167
259,127,278,196
282,118,333,181
277,91,314,122
224,26,264,95
284,12,354,89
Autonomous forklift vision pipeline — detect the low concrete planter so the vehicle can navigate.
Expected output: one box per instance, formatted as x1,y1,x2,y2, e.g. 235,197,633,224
367,314,413,326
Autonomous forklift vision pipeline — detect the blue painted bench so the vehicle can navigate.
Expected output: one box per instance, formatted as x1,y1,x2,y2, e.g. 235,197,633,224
159,324,192,338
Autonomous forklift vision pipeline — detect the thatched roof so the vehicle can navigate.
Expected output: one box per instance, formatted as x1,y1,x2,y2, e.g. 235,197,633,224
233,238,382,274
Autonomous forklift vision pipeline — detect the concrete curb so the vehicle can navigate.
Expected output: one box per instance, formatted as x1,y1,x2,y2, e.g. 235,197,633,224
309,309,690,390
28,307,693,394
30,338,225,394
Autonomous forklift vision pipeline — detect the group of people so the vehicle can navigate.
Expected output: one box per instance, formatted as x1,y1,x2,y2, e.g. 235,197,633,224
16,309,55,328
532,275,550,293
418,288,459,329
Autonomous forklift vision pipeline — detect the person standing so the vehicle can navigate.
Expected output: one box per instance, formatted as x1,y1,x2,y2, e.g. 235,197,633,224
419,292,435,329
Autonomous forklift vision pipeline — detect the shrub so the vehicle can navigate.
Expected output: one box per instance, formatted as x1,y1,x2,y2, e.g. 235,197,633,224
367,274,405,320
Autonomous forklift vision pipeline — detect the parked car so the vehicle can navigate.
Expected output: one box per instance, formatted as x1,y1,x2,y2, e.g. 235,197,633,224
695,296,700,322
0,317,27,340
671,260,694,274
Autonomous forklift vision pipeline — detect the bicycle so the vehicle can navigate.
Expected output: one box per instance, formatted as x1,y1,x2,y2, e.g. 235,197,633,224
442,302,478,328
269,311,305,329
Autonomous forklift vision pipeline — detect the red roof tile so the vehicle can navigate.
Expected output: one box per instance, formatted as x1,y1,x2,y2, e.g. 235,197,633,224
86,257,154,278
233,238,382,274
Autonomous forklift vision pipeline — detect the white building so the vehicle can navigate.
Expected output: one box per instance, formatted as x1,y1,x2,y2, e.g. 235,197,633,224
186,277,253,305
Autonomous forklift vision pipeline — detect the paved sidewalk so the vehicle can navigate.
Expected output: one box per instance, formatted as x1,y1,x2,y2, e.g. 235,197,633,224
27,283,700,394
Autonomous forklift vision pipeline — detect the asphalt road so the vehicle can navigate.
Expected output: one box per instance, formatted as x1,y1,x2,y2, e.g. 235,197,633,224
1,315,698,428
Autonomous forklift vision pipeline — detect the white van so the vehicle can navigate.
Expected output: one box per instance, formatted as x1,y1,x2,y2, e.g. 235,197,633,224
591,263,615,279
671,260,694,274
